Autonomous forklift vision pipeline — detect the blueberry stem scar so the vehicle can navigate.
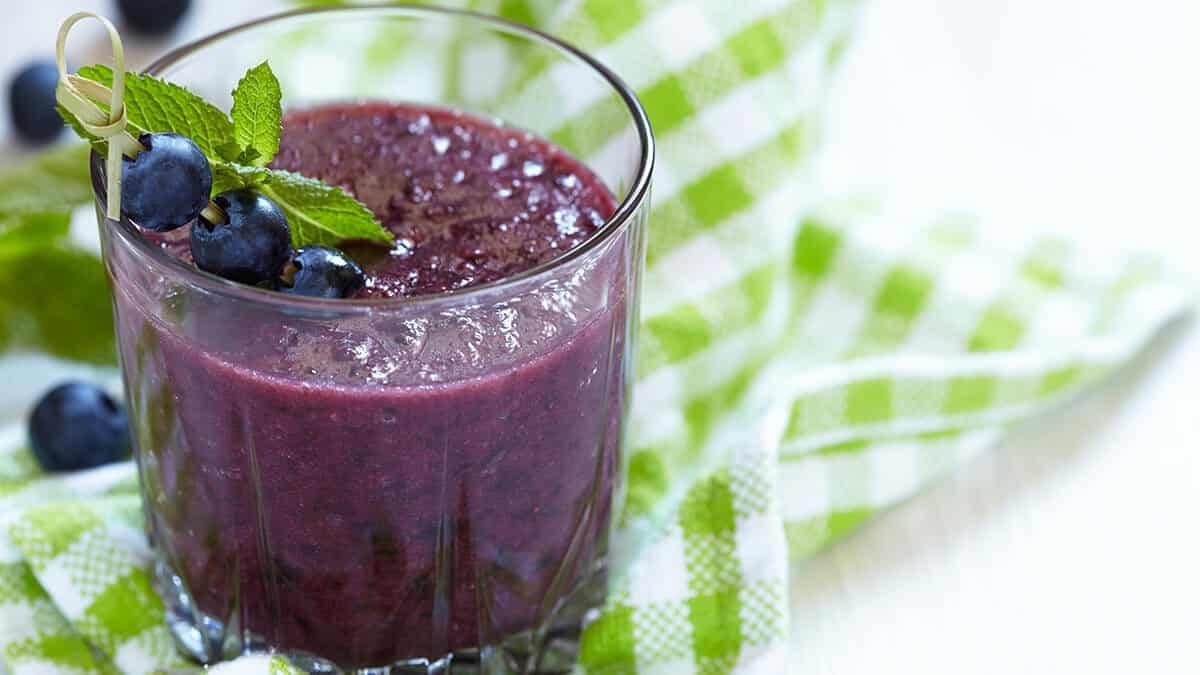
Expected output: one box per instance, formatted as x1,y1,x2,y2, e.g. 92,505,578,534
54,12,145,220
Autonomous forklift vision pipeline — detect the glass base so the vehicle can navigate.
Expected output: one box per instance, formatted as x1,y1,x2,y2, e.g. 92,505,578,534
155,560,603,674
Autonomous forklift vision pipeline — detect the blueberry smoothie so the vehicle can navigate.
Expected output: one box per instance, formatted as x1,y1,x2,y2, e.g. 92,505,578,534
109,103,632,668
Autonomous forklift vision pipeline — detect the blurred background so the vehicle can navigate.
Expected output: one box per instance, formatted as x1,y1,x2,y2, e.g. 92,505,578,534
1,0,1197,672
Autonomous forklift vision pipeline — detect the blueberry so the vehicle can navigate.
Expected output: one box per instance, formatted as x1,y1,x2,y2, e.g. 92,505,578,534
8,61,63,144
282,246,367,299
116,0,192,36
28,382,130,472
122,133,213,232
192,189,292,285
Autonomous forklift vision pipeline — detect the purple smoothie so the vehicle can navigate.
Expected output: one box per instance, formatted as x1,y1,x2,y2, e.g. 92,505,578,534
110,103,630,667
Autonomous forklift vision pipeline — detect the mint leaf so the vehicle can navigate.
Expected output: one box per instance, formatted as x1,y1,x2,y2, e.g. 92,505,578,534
230,62,282,167
237,147,263,166
0,222,114,365
0,212,72,254
58,63,391,250
211,164,389,248
211,162,271,195
77,65,236,158
0,244,115,365
0,143,93,215
259,169,392,248
215,141,243,163
0,146,111,364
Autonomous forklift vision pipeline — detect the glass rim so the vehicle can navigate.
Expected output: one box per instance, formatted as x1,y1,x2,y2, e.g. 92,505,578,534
97,2,654,311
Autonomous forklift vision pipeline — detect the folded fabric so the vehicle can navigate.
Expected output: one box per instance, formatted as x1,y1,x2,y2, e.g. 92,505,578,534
0,0,1190,674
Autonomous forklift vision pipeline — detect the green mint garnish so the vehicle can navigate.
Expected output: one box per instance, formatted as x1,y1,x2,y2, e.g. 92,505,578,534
210,165,390,248
0,149,116,364
58,62,394,250
211,163,271,194
0,144,93,214
75,65,234,158
0,241,115,365
0,207,114,365
229,62,282,167
0,211,72,254
0,144,114,365
261,170,393,248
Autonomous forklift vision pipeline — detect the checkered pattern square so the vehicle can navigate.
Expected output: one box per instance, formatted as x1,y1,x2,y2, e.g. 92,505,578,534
632,602,693,663
738,580,785,647
58,529,130,606
729,455,772,520
682,533,740,597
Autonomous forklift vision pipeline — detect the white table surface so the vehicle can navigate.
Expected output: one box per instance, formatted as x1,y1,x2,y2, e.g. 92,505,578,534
3,1,1198,673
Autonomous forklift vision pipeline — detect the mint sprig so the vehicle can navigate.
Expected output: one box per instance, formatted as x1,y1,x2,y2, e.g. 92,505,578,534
0,240,115,365
211,163,270,194
0,211,71,254
0,206,115,364
261,171,393,247
229,62,282,167
59,62,393,250
76,65,235,159
0,144,94,215
209,164,392,247
0,144,114,364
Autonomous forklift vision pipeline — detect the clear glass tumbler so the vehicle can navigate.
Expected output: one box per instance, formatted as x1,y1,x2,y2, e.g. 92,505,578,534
93,6,652,673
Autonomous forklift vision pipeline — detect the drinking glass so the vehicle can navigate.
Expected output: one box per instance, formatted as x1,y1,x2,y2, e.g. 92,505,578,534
93,5,652,673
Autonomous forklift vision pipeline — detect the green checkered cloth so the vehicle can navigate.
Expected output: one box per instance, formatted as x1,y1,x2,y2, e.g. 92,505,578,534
0,0,1191,673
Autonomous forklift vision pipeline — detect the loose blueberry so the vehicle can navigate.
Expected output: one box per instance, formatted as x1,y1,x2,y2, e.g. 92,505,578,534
116,0,192,36
8,61,63,144
122,132,213,232
282,246,367,299
28,382,130,472
191,189,292,285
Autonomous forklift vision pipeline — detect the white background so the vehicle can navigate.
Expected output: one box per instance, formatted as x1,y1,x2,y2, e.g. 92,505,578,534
3,1,1199,673
797,0,1199,672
